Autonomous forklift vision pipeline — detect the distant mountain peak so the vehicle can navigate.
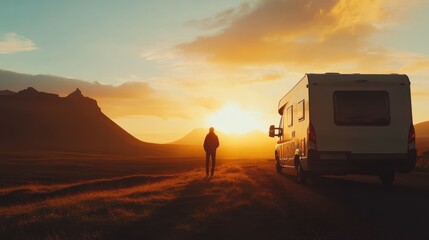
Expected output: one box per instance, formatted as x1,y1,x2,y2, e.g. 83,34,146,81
26,87,37,92
63,88,100,111
21,87,38,94
16,87,58,98
66,88,84,99
0,90,16,96
0,87,144,153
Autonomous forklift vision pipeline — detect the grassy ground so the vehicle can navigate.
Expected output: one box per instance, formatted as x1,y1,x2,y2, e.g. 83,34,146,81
0,153,274,239
1,153,429,240
416,158,429,171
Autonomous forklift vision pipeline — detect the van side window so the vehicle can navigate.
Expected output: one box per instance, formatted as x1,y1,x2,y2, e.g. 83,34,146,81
297,100,305,121
333,91,390,126
287,105,293,127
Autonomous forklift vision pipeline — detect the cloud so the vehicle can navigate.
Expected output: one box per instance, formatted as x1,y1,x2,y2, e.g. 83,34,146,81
179,0,423,71
192,96,222,110
186,3,252,30
399,57,429,73
0,32,37,54
140,47,178,62
0,69,191,119
241,72,284,84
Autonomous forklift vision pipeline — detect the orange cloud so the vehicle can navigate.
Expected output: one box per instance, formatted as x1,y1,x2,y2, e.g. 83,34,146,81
400,59,429,73
192,96,222,110
179,0,419,71
242,72,285,84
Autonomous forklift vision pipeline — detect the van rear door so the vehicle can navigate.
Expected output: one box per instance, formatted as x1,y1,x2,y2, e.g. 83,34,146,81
309,76,412,155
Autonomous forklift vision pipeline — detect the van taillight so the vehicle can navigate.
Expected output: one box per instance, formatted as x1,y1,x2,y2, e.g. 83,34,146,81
408,125,415,144
308,123,317,149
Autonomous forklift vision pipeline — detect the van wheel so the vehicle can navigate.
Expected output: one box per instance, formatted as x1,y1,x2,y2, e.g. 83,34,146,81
296,162,306,183
275,157,282,174
379,171,395,187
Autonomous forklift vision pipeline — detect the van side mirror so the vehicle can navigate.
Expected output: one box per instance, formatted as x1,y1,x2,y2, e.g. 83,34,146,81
269,125,282,138
269,125,275,137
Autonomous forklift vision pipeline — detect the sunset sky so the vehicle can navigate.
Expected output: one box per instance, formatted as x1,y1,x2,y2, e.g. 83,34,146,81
1,0,429,143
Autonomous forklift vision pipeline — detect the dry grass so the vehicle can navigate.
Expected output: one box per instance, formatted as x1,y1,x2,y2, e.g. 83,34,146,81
416,157,429,171
2,154,429,240
0,156,274,239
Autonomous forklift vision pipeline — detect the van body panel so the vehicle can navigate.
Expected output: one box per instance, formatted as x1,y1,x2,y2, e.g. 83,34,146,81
273,73,416,174
276,75,309,168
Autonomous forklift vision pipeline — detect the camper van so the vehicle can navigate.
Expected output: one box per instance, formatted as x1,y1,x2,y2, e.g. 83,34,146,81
269,73,416,186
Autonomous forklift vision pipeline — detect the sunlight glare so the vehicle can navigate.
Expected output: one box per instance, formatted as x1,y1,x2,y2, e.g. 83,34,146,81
206,103,263,134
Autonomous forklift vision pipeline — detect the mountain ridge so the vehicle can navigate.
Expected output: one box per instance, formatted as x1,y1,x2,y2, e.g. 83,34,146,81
0,87,277,158
0,87,145,154
2,85,426,157
415,121,429,154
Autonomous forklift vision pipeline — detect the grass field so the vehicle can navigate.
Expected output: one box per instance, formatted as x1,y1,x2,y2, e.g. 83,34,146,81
0,153,275,239
1,152,429,240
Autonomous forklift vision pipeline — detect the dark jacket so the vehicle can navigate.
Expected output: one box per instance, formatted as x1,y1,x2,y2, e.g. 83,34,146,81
203,132,219,153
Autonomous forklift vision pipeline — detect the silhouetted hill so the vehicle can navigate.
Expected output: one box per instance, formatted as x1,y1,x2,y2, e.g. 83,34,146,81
0,90,16,96
171,128,208,145
415,121,429,154
0,88,148,154
171,128,277,158
415,121,429,137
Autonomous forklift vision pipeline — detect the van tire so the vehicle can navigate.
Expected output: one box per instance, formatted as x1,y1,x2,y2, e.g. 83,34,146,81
275,157,282,174
379,171,395,187
274,151,283,173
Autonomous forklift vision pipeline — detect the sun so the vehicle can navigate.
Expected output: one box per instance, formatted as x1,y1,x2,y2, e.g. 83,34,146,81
206,103,263,134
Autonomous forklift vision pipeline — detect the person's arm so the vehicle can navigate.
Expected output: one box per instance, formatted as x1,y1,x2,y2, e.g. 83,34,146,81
215,136,219,148
203,135,208,151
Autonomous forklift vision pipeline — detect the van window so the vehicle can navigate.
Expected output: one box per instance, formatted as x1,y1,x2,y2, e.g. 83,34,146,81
334,91,390,126
287,105,293,127
297,100,305,121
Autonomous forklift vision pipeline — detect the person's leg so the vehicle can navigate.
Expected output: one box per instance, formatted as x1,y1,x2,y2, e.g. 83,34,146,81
211,152,216,176
205,152,210,176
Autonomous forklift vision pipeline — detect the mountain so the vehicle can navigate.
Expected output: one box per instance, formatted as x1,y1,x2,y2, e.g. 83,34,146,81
171,128,277,158
0,87,148,154
0,86,276,158
415,121,429,154
0,90,16,96
415,121,429,137
171,128,208,145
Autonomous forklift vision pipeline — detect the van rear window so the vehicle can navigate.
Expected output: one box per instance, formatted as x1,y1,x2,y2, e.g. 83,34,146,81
334,91,390,126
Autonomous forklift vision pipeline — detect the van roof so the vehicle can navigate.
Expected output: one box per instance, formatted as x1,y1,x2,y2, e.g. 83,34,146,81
306,73,409,84
277,73,409,114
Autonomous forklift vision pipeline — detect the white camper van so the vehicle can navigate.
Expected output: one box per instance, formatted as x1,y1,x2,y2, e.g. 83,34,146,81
269,73,416,186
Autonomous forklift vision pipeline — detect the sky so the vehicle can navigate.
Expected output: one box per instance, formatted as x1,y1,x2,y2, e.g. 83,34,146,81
1,0,429,143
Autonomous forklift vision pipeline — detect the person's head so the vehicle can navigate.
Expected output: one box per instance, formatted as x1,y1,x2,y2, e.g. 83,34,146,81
209,127,214,133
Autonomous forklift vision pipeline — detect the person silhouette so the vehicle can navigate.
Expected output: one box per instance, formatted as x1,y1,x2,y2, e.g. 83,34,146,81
203,127,219,176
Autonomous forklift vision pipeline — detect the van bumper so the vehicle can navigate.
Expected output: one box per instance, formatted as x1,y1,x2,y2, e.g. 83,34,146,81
306,149,416,175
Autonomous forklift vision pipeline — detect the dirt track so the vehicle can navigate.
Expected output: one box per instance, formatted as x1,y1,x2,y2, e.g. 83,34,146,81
1,157,428,239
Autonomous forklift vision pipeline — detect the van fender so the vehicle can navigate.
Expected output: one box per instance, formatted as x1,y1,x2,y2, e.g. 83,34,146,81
275,151,283,173
275,151,281,165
